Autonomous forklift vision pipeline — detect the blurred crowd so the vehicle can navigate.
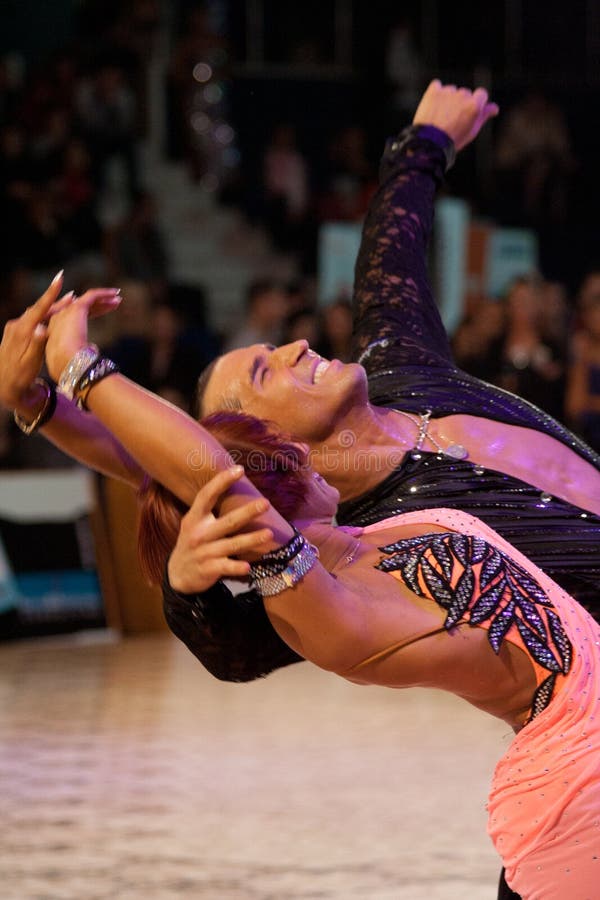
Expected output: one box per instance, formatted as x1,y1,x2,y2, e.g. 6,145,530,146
1,2,600,470
453,270,600,452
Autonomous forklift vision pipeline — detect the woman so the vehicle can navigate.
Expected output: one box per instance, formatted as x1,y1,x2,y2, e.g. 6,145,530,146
40,292,600,900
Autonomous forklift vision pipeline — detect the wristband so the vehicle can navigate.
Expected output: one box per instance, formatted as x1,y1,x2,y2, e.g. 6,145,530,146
75,357,120,410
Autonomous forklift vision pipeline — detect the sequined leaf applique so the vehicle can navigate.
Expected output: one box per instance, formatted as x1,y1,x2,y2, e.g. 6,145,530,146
376,532,572,685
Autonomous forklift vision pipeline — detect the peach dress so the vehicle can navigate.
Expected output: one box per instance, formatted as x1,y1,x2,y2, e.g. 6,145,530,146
361,509,600,900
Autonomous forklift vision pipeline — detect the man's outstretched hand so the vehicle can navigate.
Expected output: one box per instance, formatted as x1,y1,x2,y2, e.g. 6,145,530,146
413,79,499,151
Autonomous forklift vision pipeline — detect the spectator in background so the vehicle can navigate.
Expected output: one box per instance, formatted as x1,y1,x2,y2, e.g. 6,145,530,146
452,298,507,384
498,275,566,422
494,90,574,229
105,191,169,303
225,278,289,351
538,279,571,365
105,280,211,412
565,270,600,452
76,61,138,201
263,123,310,254
317,125,376,223
384,17,424,129
317,298,353,363
282,307,322,349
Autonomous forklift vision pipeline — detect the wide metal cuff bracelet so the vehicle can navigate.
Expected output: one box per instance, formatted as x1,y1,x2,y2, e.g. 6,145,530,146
57,344,100,401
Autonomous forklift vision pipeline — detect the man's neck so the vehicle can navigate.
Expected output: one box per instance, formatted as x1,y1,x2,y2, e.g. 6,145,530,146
309,405,417,503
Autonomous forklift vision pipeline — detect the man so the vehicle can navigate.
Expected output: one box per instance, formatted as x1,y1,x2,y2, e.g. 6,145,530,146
163,82,600,689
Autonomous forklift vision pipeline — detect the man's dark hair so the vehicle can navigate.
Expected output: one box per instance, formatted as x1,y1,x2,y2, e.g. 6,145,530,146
194,357,242,418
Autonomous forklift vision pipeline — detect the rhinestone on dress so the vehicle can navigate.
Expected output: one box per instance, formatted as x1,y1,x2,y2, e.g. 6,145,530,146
445,443,469,460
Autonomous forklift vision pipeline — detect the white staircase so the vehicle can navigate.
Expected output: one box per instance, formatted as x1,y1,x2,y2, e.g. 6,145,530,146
144,156,299,334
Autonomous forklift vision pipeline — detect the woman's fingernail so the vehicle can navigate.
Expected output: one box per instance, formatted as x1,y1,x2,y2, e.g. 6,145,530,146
34,324,47,338
51,270,64,284
231,465,244,475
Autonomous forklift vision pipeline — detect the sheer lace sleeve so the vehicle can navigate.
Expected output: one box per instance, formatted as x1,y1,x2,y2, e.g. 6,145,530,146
352,125,455,376
162,576,303,682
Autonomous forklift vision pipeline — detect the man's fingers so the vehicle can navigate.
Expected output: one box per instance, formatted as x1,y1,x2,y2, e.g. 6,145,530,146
471,87,489,109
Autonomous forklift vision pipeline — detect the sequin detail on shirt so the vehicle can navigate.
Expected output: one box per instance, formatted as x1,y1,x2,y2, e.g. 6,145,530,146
376,531,573,718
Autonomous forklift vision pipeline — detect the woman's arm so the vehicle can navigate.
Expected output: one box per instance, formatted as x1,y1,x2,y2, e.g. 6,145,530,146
44,295,393,674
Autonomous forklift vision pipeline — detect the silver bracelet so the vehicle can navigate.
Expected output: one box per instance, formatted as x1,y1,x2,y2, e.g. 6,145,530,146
57,344,100,401
250,538,319,597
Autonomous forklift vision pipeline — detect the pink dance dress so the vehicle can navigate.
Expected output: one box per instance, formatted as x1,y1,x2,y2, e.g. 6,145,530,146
361,509,600,900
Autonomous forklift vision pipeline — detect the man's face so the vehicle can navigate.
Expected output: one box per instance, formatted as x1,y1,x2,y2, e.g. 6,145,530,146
201,340,367,442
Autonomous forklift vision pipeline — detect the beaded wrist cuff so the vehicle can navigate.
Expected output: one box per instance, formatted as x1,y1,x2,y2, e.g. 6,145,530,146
57,344,100,401
75,357,120,410
250,533,319,597
13,377,57,435
249,529,305,579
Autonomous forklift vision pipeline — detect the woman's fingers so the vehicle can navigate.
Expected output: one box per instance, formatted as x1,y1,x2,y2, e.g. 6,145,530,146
205,496,271,541
21,271,64,327
185,467,247,520
208,528,274,561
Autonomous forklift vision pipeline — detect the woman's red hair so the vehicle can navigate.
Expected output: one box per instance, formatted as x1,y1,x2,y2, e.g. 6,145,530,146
137,411,310,584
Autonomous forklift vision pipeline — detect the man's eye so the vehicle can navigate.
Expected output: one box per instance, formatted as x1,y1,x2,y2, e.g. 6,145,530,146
260,366,268,383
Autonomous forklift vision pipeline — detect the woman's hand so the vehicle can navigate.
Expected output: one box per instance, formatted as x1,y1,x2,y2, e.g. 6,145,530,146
0,271,73,410
168,467,274,594
45,286,122,382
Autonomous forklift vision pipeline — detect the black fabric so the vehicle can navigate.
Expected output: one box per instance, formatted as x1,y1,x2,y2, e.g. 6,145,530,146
163,126,600,687
162,572,302,683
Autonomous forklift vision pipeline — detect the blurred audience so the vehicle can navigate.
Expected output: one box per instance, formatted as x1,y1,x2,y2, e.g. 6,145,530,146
497,276,566,421
494,91,574,229
225,278,289,351
452,298,507,384
565,270,600,452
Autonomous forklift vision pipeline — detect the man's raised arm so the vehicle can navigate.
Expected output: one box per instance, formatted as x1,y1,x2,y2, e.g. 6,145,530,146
352,81,498,376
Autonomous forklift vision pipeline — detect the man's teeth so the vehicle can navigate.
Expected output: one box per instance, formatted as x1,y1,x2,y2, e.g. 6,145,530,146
314,360,329,382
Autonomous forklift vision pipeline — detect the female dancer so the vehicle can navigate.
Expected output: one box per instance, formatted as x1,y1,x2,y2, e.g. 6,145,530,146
39,291,600,900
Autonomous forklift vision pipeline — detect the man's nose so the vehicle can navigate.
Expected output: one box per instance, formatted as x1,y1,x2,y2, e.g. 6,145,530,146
273,340,309,366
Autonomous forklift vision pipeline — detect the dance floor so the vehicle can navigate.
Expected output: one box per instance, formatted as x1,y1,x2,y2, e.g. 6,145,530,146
0,631,511,899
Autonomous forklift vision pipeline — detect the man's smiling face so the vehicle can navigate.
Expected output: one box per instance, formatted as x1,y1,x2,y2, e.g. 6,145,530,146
200,340,367,442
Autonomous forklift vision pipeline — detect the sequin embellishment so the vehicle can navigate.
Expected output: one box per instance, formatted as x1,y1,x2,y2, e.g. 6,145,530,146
376,532,573,717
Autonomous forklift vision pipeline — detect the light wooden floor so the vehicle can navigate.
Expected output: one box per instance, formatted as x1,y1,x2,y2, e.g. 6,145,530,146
0,631,512,899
